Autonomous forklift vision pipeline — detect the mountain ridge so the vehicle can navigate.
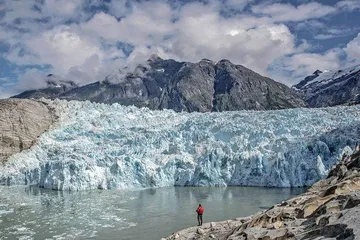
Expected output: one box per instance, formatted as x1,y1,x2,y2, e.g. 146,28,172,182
293,64,360,107
12,55,307,112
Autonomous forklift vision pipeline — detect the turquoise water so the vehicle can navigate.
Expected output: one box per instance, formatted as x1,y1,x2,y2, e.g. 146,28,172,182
0,186,305,240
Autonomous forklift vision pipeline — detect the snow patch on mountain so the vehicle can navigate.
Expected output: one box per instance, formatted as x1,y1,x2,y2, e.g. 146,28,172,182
1,100,360,190
303,65,360,89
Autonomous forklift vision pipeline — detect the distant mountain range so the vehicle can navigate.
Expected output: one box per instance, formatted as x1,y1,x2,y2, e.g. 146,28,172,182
12,55,306,112
293,65,360,107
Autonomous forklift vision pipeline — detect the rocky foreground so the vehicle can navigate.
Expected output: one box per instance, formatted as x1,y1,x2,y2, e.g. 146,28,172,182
0,99,56,163
165,148,360,240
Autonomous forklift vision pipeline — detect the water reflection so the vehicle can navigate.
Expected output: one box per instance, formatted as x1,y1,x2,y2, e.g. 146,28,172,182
0,186,305,240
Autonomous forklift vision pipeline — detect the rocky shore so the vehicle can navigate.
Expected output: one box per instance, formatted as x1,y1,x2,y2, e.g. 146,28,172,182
0,98,56,163
165,147,360,240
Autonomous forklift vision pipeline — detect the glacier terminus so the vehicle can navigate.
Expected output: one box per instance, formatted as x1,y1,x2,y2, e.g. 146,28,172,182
1,99,359,190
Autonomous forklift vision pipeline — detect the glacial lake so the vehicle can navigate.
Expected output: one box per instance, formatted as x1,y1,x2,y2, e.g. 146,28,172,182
0,186,305,240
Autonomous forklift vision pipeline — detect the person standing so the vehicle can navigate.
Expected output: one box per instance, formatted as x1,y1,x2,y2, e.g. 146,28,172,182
196,204,204,226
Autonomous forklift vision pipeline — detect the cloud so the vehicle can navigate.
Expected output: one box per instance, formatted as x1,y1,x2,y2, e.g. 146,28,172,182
314,28,360,40
0,88,12,99
269,48,343,85
6,0,299,81
337,0,360,11
252,2,337,22
172,7,296,74
344,33,360,65
41,0,83,18
15,68,50,91
5,24,126,86
0,0,358,96
225,0,255,11
82,2,173,46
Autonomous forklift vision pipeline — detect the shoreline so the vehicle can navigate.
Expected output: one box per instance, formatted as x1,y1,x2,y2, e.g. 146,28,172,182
164,148,360,240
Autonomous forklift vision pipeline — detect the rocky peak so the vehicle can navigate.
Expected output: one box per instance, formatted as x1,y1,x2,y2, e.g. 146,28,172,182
313,69,323,76
45,74,78,90
147,53,163,63
292,69,323,90
216,59,233,65
199,58,214,64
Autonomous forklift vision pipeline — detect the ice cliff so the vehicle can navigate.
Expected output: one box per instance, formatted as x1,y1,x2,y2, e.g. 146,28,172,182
1,99,360,190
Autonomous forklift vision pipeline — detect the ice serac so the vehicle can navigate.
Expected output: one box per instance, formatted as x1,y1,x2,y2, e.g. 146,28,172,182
1,100,360,190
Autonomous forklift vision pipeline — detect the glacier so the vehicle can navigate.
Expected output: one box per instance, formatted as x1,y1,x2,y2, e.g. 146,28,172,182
1,99,360,190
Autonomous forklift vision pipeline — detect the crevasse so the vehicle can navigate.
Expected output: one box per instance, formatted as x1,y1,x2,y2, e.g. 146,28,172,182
1,99,359,190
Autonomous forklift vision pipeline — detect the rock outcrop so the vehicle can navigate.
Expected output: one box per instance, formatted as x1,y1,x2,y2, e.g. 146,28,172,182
12,55,306,112
0,99,56,163
165,147,360,240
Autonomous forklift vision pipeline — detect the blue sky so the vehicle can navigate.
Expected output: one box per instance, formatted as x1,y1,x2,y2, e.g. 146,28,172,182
0,0,359,98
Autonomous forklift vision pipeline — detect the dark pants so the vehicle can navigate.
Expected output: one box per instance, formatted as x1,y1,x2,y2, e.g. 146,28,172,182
197,214,203,226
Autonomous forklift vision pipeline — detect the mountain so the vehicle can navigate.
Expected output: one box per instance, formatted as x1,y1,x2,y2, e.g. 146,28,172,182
292,69,322,89
12,55,306,112
293,65,360,107
14,74,78,99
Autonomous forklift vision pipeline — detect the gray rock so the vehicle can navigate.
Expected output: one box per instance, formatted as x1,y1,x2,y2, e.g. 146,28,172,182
0,99,56,163
196,228,205,235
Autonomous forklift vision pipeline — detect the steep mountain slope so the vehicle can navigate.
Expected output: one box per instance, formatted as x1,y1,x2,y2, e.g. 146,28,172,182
12,55,306,112
293,65,360,107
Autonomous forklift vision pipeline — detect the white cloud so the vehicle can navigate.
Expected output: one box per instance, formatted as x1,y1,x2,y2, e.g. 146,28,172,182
337,0,360,11
5,25,126,87
0,0,358,95
42,0,82,17
271,49,343,85
82,2,173,46
295,20,325,31
345,33,360,65
71,1,298,76
16,68,50,91
2,1,41,24
1,0,301,91
0,89,12,99
7,26,102,71
314,28,360,40
252,2,337,22
167,2,296,75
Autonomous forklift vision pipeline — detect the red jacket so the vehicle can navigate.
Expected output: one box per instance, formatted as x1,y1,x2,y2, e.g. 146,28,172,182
196,206,204,215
